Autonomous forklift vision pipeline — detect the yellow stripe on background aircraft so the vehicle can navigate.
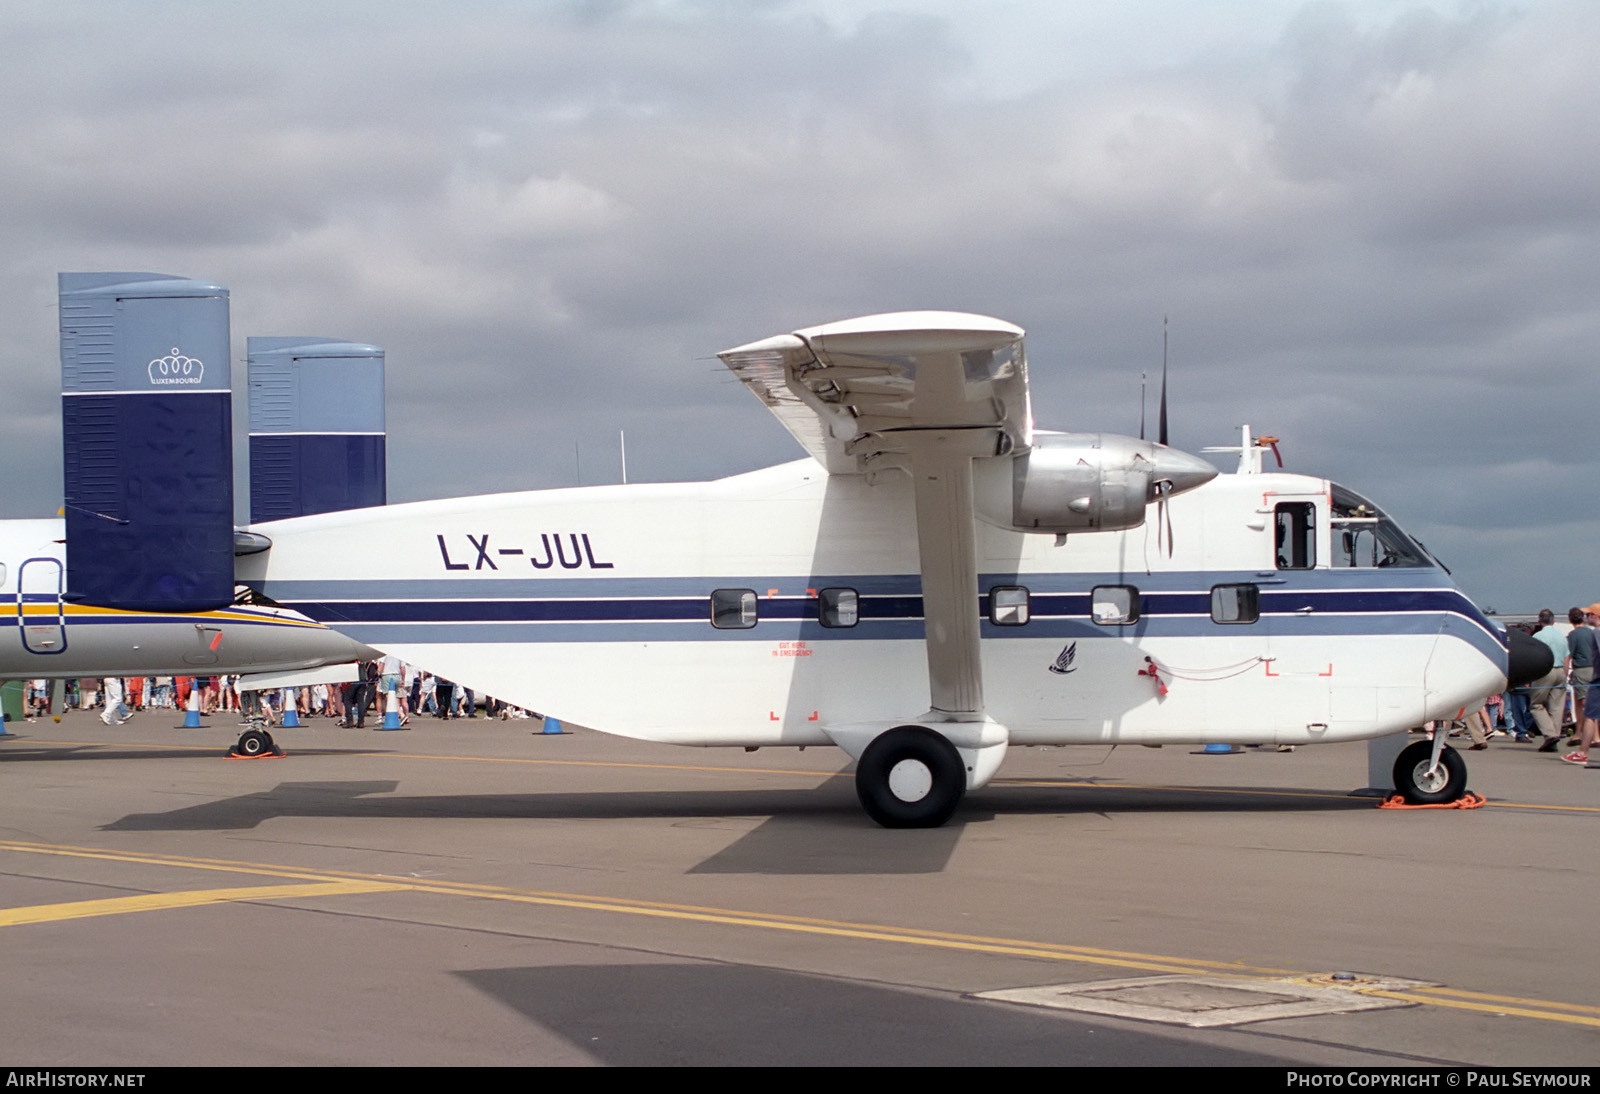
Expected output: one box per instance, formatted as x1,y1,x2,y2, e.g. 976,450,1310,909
1,517,369,681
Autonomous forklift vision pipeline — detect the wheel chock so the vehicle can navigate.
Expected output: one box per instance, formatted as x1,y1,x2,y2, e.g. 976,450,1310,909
1377,791,1485,810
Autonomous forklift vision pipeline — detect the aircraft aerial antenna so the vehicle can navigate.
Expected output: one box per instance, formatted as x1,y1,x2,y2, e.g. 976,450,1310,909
1158,315,1169,447
1139,371,1147,440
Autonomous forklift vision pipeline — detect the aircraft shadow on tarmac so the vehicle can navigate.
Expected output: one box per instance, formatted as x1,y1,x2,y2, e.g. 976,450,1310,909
0,743,376,763
98,779,1375,876
456,962,1309,1066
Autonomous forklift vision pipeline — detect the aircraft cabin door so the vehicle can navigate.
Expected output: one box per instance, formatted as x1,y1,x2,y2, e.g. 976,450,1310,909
1263,496,1331,734
18,557,67,655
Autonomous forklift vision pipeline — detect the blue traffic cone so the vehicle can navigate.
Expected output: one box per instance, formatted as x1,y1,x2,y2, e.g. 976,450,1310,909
381,688,401,730
540,715,566,735
181,684,203,728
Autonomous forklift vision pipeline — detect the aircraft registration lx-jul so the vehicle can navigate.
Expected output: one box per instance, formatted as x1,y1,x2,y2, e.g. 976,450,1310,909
235,311,1511,827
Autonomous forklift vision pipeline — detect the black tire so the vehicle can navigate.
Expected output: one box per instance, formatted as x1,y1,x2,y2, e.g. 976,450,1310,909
855,725,966,829
1393,740,1467,804
237,729,273,757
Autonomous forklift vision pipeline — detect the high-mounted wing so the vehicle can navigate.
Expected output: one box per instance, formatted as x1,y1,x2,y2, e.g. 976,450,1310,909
722,313,1032,797
718,311,1032,475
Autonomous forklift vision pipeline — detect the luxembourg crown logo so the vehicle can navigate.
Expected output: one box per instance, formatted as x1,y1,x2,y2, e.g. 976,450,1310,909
148,347,204,386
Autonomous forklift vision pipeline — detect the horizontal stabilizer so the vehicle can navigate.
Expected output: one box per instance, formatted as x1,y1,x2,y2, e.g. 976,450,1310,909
235,661,363,691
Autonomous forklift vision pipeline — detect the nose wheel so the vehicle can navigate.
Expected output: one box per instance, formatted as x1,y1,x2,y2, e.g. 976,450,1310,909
1393,740,1467,804
231,727,283,758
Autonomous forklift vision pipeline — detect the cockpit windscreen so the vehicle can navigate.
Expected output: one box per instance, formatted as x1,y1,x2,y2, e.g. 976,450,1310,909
1330,484,1432,568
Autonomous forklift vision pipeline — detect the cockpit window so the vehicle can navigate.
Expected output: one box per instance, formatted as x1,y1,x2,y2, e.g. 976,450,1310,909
1330,485,1431,568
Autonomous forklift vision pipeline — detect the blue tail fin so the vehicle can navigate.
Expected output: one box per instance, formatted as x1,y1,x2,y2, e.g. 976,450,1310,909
59,272,234,612
247,337,386,523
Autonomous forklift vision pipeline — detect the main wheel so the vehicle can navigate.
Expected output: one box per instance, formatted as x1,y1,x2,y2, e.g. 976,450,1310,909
1393,740,1467,804
237,729,274,757
855,726,966,828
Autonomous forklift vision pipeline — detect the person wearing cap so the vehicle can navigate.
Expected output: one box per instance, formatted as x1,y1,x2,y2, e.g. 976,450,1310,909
1561,604,1600,766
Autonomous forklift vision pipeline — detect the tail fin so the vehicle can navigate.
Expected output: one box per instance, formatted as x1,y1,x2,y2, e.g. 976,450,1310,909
59,272,233,612
247,338,387,523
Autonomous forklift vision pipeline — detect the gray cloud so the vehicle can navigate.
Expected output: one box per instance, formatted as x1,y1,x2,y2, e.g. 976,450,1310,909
0,0,1594,610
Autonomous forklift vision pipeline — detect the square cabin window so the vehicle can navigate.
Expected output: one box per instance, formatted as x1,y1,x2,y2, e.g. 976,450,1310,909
989,585,1030,626
710,589,758,629
1091,585,1140,625
818,588,858,628
1210,583,1260,624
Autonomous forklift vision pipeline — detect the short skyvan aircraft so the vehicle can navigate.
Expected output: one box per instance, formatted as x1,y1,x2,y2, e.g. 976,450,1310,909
233,312,1513,826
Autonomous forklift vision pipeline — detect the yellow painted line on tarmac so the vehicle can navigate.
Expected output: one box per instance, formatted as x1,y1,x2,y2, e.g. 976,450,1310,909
0,879,407,928
1000,778,1600,814
1357,989,1600,1030
4,839,1597,1028
1406,985,1600,1017
28,738,844,779
21,739,1599,810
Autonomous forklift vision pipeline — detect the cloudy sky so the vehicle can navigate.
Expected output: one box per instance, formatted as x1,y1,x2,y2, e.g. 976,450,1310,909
1,0,1594,612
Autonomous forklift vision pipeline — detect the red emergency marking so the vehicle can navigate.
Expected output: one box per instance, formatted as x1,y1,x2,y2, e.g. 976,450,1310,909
1264,662,1333,677
209,632,224,651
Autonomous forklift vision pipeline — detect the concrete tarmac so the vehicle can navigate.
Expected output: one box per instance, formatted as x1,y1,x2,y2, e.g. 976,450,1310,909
2,709,1595,1066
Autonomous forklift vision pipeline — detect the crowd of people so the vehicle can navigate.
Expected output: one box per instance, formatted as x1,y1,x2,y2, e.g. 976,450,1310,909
1445,604,1599,765
21,653,538,728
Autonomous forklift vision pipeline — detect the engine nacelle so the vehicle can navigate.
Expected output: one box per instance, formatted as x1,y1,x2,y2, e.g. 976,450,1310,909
977,432,1218,535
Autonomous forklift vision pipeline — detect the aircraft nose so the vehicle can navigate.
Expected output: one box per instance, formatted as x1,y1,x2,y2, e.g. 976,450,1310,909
1152,446,1219,497
1506,628,1553,690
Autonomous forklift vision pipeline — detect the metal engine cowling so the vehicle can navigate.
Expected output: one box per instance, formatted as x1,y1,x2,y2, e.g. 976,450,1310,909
980,432,1218,535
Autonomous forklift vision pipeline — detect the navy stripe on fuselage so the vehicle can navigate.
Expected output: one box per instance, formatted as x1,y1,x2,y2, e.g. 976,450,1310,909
259,570,1503,665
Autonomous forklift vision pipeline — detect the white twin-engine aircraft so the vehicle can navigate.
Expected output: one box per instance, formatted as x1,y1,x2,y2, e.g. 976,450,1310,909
239,312,1508,827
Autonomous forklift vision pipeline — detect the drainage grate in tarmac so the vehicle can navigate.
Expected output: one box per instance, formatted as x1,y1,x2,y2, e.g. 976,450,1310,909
973,973,1432,1028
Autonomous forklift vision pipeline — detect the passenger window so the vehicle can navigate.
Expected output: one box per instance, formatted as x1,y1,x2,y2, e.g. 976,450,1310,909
1091,585,1140,625
818,588,858,628
1211,584,1260,624
989,585,1030,626
1275,502,1316,569
710,589,758,629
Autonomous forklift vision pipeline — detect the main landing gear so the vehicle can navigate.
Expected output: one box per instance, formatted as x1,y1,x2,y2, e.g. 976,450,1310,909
1392,740,1468,805
854,725,966,829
